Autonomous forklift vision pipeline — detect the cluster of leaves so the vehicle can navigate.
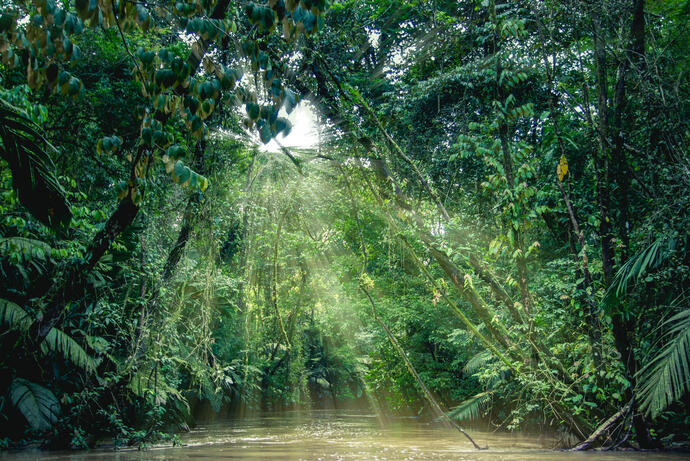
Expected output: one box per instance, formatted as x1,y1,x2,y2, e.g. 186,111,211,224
0,0,338,448
1,0,689,452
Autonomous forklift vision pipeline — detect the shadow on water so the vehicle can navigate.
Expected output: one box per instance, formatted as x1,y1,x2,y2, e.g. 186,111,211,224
1,410,688,460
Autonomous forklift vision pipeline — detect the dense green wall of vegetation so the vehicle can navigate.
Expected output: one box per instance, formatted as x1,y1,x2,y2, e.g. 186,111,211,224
0,0,689,451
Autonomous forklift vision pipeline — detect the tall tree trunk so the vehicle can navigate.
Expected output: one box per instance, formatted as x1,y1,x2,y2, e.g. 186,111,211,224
590,2,655,448
236,152,257,313
133,140,206,358
535,14,603,365
591,13,616,287
612,0,656,448
161,140,207,281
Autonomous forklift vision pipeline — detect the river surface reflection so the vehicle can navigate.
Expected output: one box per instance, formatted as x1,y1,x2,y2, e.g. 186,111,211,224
2,410,688,460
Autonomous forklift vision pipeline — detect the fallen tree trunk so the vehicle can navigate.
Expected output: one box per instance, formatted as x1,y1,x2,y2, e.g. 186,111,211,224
571,401,632,451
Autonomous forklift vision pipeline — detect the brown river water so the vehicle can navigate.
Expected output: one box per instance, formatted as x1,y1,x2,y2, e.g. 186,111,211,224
1,410,688,460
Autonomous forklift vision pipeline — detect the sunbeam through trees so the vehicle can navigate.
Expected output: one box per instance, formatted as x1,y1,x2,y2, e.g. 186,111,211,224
0,0,689,455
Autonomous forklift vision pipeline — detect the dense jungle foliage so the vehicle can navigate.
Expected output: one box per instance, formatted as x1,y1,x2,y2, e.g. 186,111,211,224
1,0,689,451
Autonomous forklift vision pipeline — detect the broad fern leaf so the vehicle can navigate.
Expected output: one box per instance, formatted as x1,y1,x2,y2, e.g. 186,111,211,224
609,236,676,300
447,391,493,422
41,328,99,374
0,98,71,229
463,350,492,374
0,298,32,331
1,301,98,373
9,378,60,431
0,237,52,261
637,308,690,418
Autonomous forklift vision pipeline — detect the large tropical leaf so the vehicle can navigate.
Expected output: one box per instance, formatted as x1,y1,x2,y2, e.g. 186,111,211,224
608,236,676,300
447,391,493,422
637,308,690,418
0,298,32,331
0,98,71,230
40,327,99,374
1,298,98,373
463,350,493,374
9,378,60,431
0,237,52,261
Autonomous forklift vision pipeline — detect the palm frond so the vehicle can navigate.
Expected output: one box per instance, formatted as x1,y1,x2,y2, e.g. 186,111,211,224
40,327,99,374
0,98,71,230
9,378,60,431
0,298,32,331
463,350,493,374
608,236,676,300
447,391,493,422
0,237,52,261
637,308,690,418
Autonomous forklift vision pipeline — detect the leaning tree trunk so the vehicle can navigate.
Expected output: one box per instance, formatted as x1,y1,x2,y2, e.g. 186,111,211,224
132,140,207,358
343,168,482,449
34,149,146,343
32,0,232,344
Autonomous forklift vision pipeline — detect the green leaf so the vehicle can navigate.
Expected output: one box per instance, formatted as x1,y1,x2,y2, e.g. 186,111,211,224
608,236,676,301
246,102,260,121
198,175,209,192
166,145,186,160
41,327,99,373
284,89,297,114
141,127,153,145
173,160,191,184
0,298,32,331
0,13,16,33
447,391,493,422
0,98,72,229
637,308,690,418
463,350,492,374
260,123,272,144
274,117,292,136
0,237,52,262
68,77,81,96
10,378,60,431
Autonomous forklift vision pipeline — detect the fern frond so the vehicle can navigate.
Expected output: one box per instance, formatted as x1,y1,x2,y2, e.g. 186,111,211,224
41,328,99,374
609,236,676,299
0,237,52,261
0,98,71,229
447,391,493,422
1,301,99,373
0,298,32,331
464,350,493,374
637,308,690,418
9,378,60,431
127,370,148,399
